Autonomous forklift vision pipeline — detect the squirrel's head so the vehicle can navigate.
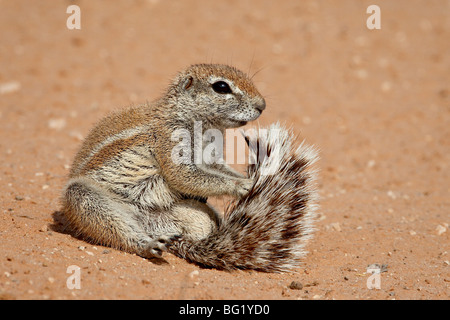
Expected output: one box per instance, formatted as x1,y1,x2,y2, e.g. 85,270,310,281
168,64,266,129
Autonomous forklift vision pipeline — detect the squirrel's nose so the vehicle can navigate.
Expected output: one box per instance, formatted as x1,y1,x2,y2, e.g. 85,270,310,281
255,98,266,112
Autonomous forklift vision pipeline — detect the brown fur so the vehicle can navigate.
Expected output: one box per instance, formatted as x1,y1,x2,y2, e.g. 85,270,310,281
61,64,318,272
70,105,156,177
79,133,151,175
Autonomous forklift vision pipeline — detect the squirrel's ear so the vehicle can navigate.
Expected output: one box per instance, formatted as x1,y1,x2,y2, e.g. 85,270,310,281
181,76,194,91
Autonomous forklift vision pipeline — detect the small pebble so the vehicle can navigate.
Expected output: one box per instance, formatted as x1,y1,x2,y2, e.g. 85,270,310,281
304,281,319,287
0,81,21,95
331,222,342,232
367,264,388,273
436,225,446,236
288,281,303,290
387,190,397,200
48,118,67,130
367,160,376,168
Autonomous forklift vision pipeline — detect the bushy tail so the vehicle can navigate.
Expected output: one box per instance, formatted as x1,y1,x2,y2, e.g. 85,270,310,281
170,123,319,272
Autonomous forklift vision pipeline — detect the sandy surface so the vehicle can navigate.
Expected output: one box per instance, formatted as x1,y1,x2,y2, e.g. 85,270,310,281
0,0,449,300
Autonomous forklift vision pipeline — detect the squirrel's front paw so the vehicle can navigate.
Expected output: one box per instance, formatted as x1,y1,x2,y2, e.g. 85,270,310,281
234,178,254,198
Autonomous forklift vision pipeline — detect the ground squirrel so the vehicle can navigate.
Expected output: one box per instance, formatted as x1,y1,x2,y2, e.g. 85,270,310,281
61,64,318,272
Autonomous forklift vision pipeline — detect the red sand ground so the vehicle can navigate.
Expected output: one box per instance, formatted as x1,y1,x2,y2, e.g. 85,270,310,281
0,0,448,300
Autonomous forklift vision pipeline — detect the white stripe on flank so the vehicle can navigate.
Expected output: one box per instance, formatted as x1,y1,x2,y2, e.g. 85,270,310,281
77,125,151,174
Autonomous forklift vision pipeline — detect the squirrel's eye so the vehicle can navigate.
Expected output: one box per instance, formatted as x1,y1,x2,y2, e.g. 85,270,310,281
212,81,232,94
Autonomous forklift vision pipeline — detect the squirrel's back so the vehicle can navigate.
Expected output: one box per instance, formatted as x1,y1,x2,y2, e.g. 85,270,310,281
70,104,156,177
